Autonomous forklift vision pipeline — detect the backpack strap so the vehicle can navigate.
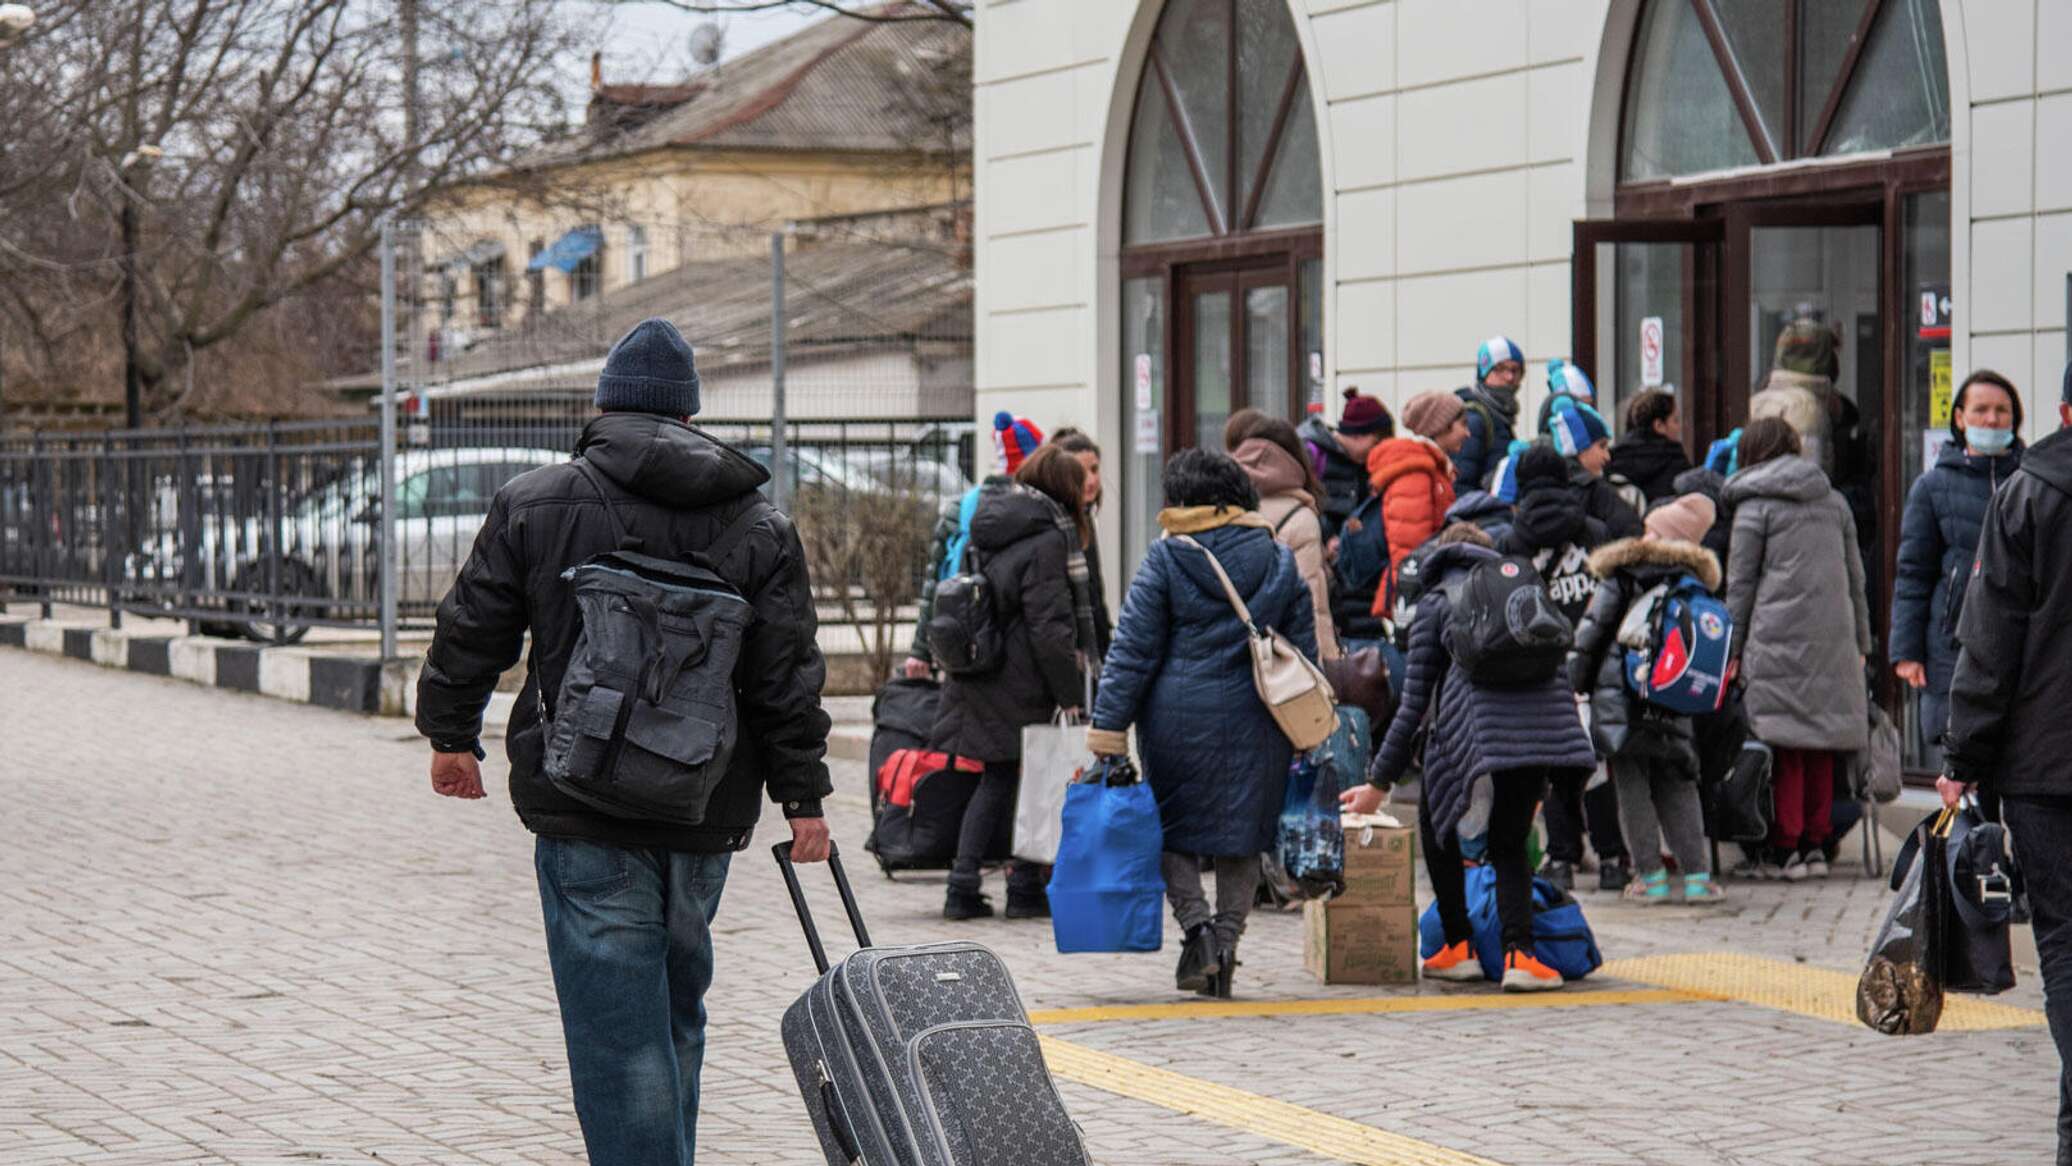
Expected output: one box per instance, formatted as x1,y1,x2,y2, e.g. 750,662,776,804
1272,506,1301,537
574,458,636,550
1172,535,1259,634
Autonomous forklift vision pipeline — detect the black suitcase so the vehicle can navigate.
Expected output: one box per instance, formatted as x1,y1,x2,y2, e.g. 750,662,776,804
773,842,1091,1166
868,678,942,808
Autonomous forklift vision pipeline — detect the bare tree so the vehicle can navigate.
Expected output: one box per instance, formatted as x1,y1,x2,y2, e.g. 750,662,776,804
0,0,583,420
640,1,972,29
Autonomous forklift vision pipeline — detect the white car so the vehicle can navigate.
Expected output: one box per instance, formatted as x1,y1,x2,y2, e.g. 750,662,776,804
127,446,566,641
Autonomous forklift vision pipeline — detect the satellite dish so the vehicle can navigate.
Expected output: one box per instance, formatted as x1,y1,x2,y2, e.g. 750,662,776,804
688,22,724,67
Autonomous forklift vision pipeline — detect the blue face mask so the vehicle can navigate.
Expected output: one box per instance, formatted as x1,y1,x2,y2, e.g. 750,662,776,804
1968,426,2015,455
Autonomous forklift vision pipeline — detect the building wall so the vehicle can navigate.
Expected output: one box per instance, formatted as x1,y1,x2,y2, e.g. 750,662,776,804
425,150,964,335
1948,0,2072,443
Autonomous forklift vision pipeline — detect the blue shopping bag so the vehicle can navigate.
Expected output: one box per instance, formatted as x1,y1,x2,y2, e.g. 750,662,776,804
1049,758,1165,953
1417,864,1603,981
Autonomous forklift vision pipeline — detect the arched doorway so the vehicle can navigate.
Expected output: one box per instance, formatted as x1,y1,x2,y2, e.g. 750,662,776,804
1574,0,1952,771
1118,0,1323,569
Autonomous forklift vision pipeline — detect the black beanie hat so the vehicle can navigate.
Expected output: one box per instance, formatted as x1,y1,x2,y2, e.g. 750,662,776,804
1514,444,1569,496
595,318,701,416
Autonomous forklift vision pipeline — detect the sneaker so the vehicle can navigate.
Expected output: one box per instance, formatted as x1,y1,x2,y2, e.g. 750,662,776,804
1598,859,1632,893
1803,852,1830,880
1780,851,1809,882
1622,869,1670,905
942,888,994,920
1422,940,1484,982
1538,859,1575,892
1500,948,1564,993
1683,873,1727,905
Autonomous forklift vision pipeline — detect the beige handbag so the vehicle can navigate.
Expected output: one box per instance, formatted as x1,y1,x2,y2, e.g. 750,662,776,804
1173,535,1337,751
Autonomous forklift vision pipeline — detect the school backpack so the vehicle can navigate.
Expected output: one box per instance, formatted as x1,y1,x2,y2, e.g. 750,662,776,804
1704,429,1743,477
926,521,1004,676
1617,574,1735,715
1441,554,1574,687
1333,491,1388,607
542,463,763,825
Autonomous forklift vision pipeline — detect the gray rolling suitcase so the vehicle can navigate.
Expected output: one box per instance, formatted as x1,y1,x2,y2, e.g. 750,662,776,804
773,842,1091,1166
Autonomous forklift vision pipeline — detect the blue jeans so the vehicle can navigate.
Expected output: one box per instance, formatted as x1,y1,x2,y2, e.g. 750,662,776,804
535,837,732,1166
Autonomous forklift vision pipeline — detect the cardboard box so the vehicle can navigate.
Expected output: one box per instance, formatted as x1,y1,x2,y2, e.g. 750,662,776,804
1338,812,1416,906
1303,900,1419,985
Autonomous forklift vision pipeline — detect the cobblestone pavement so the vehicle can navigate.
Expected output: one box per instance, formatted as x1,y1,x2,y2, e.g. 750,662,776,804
1,649,2058,1165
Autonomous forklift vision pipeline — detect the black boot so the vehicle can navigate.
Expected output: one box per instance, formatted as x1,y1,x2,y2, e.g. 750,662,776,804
943,886,994,920
1004,887,1050,919
1175,924,1218,992
1201,942,1237,999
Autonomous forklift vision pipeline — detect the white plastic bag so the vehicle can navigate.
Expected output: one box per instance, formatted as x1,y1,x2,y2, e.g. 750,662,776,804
1014,712,1092,865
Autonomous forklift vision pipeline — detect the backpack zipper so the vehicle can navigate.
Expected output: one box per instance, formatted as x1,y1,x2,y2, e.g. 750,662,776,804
574,563,749,605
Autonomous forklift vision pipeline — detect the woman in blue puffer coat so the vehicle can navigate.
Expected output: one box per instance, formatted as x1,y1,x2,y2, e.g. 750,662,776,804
1892,370,2024,768
1088,448,1317,999
1342,523,1596,993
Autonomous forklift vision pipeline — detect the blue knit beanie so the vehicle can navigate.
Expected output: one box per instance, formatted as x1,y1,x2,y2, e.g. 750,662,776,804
1489,439,1534,503
1546,358,1595,403
595,318,701,416
1476,335,1524,382
1547,396,1610,458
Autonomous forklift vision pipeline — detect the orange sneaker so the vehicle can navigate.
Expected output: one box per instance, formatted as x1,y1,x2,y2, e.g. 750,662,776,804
1422,940,1483,982
1500,948,1564,993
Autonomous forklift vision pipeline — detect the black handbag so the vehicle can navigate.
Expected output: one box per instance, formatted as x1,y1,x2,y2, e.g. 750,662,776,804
1940,805,2018,995
1712,740,1772,844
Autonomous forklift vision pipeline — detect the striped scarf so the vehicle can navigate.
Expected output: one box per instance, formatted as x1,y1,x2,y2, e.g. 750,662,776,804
1012,482,1100,667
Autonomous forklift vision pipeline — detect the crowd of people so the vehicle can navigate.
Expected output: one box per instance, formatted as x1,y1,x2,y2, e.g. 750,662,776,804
915,326,2066,1002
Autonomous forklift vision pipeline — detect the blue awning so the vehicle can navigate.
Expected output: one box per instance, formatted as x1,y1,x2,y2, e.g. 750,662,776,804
527,226,602,273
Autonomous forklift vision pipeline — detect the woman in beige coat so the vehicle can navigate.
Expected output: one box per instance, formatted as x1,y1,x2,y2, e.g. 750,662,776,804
1225,409,1341,661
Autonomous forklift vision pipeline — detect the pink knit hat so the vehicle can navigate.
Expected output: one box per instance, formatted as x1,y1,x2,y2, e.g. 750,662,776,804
1644,493,1716,545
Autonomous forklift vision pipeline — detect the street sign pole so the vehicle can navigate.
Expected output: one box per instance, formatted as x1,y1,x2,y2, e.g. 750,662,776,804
770,230,788,512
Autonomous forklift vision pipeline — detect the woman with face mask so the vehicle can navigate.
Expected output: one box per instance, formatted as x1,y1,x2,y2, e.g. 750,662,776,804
1891,369,2026,769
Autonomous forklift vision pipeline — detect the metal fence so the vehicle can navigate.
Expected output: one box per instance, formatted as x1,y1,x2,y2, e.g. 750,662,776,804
0,414,975,646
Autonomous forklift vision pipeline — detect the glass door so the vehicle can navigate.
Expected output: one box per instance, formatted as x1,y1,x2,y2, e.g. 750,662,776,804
1572,220,1723,449
1174,265,1299,451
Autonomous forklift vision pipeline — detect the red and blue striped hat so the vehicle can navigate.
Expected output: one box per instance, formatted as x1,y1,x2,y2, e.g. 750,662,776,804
993,411,1046,474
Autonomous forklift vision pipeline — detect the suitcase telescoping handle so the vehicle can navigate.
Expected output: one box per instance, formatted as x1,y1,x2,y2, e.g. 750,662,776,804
772,841,875,975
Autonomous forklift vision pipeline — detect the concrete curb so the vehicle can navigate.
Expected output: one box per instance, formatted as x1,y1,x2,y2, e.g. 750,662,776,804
0,617,414,716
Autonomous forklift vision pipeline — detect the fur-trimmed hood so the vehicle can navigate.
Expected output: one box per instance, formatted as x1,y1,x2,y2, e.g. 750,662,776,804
1586,536,1721,592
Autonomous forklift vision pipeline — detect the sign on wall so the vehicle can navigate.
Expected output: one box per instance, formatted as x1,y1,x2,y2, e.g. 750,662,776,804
1639,316,1665,388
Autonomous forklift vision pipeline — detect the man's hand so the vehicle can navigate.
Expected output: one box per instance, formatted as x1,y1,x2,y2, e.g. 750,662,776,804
901,657,932,681
1339,783,1387,816
1895,660,1928,689
789,816,832,863
1936,775,1973,810
430,751,486,800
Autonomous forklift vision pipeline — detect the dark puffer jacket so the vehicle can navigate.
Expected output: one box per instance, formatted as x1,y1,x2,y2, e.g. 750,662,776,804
1452,383,1520,492
1368,542,1596,843
1891,441,2023,693
1571,460,1645,539
933,483,1085,763
416,412,832,853
1299,414,1369,543
1607,429,1694,504
1496,483,1610,626
1569,538,1723,772
1092,520,1316,856
1945,428,2072,796
1445,489,1514,543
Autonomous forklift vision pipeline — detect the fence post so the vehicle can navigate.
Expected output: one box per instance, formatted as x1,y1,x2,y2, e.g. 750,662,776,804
178,424,198,634
378,217,399,660
32,430,50,619
770,230,787,513
103,435,120,629
266,420,284,644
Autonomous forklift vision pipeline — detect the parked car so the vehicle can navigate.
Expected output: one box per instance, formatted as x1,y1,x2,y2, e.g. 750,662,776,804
125,446,565,642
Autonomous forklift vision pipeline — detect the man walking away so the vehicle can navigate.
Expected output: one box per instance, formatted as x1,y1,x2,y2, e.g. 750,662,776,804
1454,336,1526,493
1942,363,2072,1163
415,318,835,1166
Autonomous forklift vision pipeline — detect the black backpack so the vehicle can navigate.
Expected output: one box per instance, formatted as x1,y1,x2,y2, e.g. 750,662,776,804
1441,554,1574,687
926,542,1003,676
541,462,764,825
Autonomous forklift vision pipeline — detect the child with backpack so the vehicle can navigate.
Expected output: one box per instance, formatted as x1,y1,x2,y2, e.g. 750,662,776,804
1342,522,1597,992
1570,494,1732,905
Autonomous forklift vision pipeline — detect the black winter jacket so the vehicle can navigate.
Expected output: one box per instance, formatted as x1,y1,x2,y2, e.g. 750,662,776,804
1496,485,1611,626
1891,441,2023,693
932,483,1084,763
1299,415,1369,542
1368,543,1596,843
416,413,833,852
1452,383,1520,493
1571,461,1645,540
1944,428,2072,796
1568,538,1722,772
1607,430,1693,504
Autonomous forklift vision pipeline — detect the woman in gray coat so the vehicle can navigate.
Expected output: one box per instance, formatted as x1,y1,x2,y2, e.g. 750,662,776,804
1721,418,1873,881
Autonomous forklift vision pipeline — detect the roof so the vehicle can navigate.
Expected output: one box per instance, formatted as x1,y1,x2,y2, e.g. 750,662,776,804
518,7,970,172
398,239,970,396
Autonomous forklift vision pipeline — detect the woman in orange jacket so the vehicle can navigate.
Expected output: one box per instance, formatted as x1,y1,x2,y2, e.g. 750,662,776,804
1367,390,1471,616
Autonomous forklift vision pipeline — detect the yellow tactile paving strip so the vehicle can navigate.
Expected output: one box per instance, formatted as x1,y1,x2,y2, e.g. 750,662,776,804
1039,1034,1508,1166
1601,951,2046,1031
1028,986,1708,1026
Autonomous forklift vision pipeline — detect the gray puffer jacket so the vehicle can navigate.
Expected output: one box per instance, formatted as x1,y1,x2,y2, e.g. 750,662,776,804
1720,455,1873,752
